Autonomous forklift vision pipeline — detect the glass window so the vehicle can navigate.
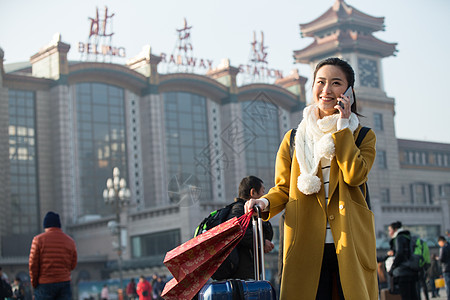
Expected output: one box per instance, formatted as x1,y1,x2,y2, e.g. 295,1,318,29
410,182,433,205
75,83,127,217
373,113,383,131
163,92,212,205
92,105,108,123
8,90,39,235
403,225,440,241
240,100,280,188
421,152,428,165
131,229,180,258
380,188,390,204
408,151,414,164
377,150,387,169
439,184,450,197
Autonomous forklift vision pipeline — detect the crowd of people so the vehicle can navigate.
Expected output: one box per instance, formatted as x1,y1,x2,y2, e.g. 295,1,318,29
120,274,167,300
376,221,450,300
78,274,169,300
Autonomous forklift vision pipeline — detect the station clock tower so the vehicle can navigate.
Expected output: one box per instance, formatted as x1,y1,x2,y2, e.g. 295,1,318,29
293,0,397,91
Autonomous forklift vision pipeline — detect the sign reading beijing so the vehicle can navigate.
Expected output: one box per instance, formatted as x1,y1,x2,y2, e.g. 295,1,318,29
78,6,126,59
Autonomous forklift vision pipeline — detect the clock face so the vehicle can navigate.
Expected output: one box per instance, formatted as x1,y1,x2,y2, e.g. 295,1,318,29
358,58,379,88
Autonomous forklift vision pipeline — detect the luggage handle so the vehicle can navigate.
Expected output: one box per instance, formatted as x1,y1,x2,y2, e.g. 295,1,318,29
252,205,266,281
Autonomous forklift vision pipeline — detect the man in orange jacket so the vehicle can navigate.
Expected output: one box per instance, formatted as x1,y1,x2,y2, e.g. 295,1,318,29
29,211,77,299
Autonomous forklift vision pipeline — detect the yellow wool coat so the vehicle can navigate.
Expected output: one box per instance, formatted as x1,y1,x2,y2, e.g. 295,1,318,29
263,126,378,300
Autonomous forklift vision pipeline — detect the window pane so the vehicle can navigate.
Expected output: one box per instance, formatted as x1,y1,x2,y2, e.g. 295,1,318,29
377,151,387,169
131,229,180,258
241,100,280,189
374,113,383,131
8,89,39,234
75,83,128,217
163,92,212,204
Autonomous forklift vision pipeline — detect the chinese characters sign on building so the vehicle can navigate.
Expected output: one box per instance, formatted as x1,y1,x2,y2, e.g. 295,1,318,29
78,6,126,60
239,31,283,83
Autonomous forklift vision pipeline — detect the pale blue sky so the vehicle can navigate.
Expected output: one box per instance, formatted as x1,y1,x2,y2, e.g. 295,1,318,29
1,0,449,143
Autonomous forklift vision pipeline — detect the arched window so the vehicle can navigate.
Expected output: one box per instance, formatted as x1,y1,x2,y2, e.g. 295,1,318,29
75,82,127,217
8,90,39,235
163,92,212,204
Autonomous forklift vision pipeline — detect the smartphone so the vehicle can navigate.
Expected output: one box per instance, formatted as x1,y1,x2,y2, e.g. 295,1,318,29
338,86,354,109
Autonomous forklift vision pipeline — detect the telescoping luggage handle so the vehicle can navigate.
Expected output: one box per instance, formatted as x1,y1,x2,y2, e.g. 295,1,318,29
252,205,266,281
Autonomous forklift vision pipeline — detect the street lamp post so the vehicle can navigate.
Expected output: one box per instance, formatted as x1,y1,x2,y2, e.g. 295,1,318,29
103,167,131,294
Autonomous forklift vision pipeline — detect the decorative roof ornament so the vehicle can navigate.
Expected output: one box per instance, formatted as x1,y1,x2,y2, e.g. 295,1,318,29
294,0,397,63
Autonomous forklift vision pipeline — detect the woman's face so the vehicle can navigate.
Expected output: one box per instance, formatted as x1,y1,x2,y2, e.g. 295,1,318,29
313,64,349,118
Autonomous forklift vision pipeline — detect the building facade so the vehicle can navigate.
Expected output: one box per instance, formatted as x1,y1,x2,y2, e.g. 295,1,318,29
0,0,449,295
0,34,306,288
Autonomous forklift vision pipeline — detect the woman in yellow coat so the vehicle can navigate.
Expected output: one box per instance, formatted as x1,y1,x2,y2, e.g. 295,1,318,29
245,57,378,299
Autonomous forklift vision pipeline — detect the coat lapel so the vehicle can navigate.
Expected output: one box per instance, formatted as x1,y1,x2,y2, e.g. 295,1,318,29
327,128,359,204
327,158,339,206
315,165,327,212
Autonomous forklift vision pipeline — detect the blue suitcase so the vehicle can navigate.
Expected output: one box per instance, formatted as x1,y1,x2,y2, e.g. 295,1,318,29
198,279,276,299
198,206,276,300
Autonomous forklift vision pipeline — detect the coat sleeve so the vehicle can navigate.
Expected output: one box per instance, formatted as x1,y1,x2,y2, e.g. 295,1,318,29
392,235,409,270
136,282,142,296
71,241,78,271
333,127,376,187
29,236,40,288
262,130,293,219
262,221,274,241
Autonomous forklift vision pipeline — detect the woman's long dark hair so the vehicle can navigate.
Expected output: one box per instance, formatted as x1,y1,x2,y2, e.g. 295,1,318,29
313,57,361,115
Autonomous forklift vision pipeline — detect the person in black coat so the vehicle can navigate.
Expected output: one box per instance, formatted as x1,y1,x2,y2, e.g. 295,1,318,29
387,221,419,300
438,236,450,300
226,176,274,280
427,253,442,298
0,267,12,300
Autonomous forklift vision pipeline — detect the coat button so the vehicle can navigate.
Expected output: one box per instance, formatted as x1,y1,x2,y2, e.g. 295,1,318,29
329,215,335,220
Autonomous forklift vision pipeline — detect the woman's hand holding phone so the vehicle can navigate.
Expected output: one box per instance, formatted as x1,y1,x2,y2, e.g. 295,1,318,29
336,86,353,118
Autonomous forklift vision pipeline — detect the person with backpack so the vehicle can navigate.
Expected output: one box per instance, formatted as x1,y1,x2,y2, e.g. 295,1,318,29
193,176,274,281
245,57,378,299
224,176,274,280
386,221,419,300
438,236,450,300
427,253,442,298
0,267,12,300
11,277,25,300
418,240,431,300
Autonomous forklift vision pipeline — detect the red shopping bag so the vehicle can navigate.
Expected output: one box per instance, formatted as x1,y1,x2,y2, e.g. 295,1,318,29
161,210,253,299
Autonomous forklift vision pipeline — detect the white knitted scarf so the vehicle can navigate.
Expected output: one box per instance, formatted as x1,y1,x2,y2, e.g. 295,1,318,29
295,104,359,195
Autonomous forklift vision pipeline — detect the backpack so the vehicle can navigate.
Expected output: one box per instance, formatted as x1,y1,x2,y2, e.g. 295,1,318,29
404,236,431,272
193,202,240,280
289,126,372,209
0,279,12,298
194,202,236,237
